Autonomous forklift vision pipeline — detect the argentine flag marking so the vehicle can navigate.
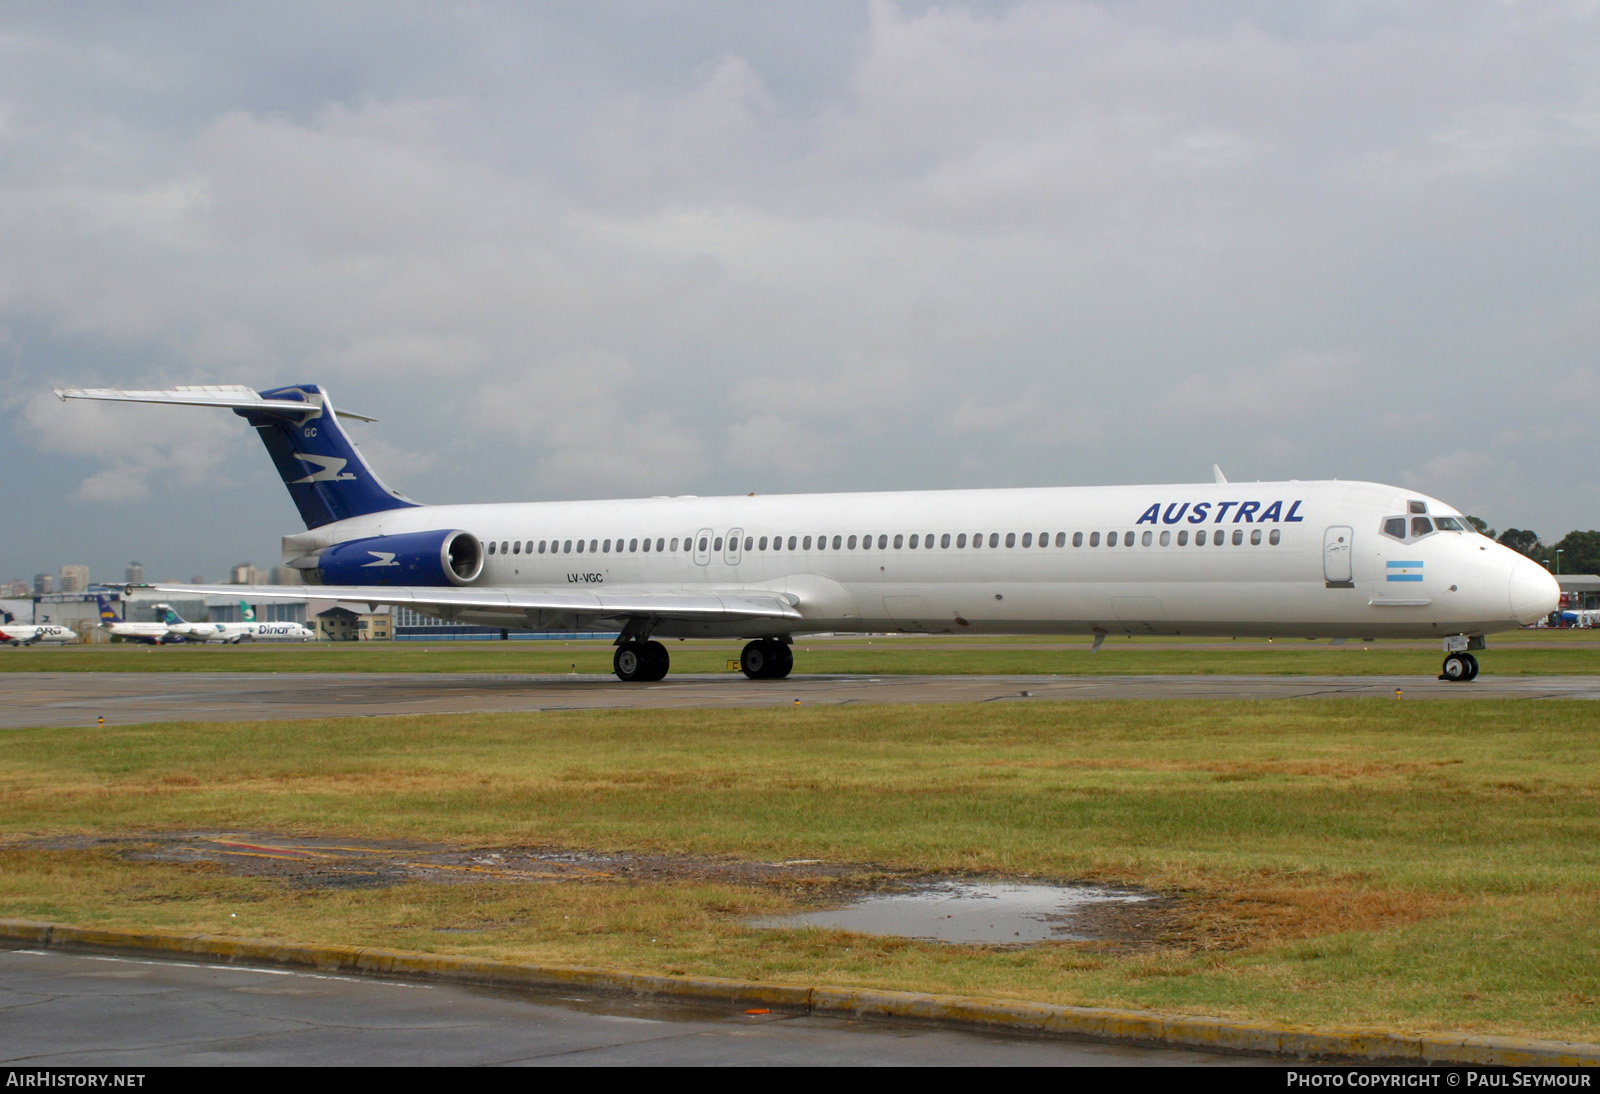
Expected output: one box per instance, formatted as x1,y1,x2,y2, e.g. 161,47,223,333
1387,560,1424,582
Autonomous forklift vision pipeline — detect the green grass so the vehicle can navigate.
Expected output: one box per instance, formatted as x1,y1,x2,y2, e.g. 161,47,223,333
4,629,1598,675
3,698,1600,1040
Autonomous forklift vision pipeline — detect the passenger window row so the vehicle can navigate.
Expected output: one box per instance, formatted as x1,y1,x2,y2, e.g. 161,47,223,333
483,527,1285,556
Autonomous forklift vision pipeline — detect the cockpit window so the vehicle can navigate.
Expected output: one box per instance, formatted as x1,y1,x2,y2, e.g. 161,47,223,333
1434,516,1464,532
1383,517,1407,540
1408,500,1428,514
1411,516,1433,537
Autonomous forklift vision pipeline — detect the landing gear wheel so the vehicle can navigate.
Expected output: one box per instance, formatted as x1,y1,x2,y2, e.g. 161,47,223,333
614,641,646,682
614,639,670,682
1441,653,1473,682
740,639,793,680
641,640,670,682
1464,653,1479,680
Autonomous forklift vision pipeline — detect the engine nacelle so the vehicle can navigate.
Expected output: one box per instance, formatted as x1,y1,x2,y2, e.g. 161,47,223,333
305,530,484,587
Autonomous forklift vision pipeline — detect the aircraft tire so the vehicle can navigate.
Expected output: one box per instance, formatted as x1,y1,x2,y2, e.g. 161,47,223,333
641,640,670,681
1464,653,1480,680
740,638,791,680
1441,653,1471,682
613,641,647,682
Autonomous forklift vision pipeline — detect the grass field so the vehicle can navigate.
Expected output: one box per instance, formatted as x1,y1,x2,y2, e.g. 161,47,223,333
3,627,1598,675
4,697,1599,1041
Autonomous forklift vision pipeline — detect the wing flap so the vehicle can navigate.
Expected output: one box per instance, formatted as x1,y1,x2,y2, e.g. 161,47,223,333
142,583,803,622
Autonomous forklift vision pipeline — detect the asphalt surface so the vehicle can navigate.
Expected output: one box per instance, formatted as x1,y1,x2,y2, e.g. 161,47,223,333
2,670,1598,728
0,948,1268,1066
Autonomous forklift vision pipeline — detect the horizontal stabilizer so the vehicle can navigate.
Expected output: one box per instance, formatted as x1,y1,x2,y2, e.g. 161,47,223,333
55,385,378,422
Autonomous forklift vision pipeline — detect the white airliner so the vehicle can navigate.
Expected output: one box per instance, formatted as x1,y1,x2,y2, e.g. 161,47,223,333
0,612,77,646
156,604,240,643
228,601,317,642
56,384,1559,683
96,595,178,644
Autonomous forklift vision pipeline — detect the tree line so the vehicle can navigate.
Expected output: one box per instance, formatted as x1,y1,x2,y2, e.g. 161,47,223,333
1465,519,1600,575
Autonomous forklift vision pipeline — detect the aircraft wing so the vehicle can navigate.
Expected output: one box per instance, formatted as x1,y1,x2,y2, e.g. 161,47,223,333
142,583,803,623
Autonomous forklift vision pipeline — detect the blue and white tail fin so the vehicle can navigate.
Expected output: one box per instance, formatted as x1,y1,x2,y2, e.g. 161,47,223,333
158,605,185,626
55,384,420,529
96,594,123,624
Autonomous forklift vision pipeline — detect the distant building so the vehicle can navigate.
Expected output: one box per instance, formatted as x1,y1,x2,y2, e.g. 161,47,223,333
58,565,89,594
33,573,54,596
230,563,267,585
125,562,144,585
316,606,392,641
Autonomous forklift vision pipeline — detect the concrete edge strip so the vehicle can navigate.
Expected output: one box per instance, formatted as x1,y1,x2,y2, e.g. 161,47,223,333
3,918,1595,1066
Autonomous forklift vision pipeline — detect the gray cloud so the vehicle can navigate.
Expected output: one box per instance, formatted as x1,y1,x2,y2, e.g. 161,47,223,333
4,1,1599,581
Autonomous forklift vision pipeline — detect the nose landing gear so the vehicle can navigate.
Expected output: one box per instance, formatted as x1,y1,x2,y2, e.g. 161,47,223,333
1439,635,1485,682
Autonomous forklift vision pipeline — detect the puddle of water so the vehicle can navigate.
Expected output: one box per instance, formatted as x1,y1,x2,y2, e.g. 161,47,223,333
754,880,1152,945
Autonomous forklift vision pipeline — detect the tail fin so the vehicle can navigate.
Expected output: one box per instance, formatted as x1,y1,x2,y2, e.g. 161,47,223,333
96,594,123,624
158,605,185,625
239,600,256,622
55,384,420,529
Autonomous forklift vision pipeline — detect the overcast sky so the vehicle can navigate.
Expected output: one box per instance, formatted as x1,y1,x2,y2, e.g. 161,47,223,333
4,1,1598,583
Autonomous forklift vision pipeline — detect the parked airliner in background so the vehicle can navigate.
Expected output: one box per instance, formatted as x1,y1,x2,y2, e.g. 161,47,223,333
228,601,317,642
0,611,76,646
57,384,1558,683
157,604,229,643
96,595,176,644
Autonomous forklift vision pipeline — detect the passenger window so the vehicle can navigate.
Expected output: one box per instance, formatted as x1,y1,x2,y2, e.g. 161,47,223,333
1020,533,1031,547
803,536,813,550
1177,530,1188,546
602,540,610,553
640,539,649,553
512,541,520,554
744,537,753,551
1196,530,1207,546
989,533,1000,547
699,537,709,552
576,540,585,553
590,540,598,553
1160,531,1170,546
1411,517,1433,537
1108,531,1118,547
1269,529,1281,545
1072,532,1082,547
1090,532,1100,547
1142,531,1153,546
894,534,904,548
1231,529,1243,545
831,535,842,550
629,539,638,552
942,533,952,548
878,535,887,549
973,533,983,548
1056,532,1066,547
538,541,546,554
759,536,768,550
848,535,858,549
1250,529,1262,545
1125,532,1134,547
787,536,796,550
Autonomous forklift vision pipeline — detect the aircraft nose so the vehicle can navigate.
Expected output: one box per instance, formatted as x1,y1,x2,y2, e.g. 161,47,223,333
1508,559,1560,624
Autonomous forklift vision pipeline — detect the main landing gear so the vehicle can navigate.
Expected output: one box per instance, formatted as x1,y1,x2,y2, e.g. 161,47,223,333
613,639,669,682
1439,635,1485,682
739,638,793,680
